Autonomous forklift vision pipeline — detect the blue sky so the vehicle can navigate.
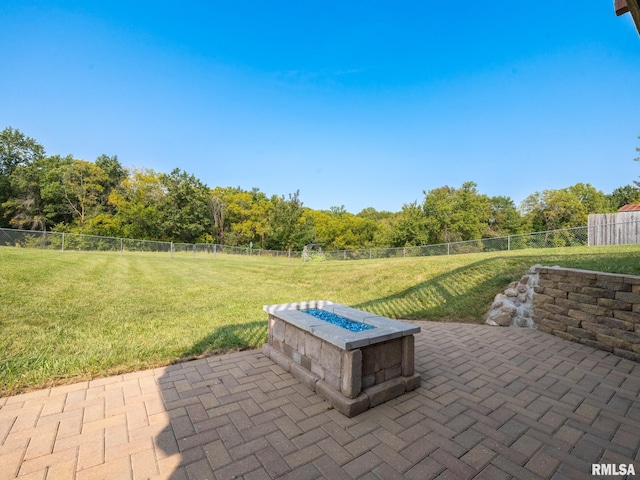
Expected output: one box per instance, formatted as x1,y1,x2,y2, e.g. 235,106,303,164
1,1,639,213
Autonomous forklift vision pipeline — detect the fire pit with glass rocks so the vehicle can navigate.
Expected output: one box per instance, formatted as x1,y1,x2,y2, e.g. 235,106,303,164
262,300,421,417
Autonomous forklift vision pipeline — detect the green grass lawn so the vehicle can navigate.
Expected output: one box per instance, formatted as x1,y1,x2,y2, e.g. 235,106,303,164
1,244,640,396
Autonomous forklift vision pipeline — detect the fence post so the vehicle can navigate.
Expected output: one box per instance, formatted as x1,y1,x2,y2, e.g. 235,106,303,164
170,242,174,258
213,244,217,259
447,243,450,255
120,238,123,255
508,236,511,251
61,232,65,252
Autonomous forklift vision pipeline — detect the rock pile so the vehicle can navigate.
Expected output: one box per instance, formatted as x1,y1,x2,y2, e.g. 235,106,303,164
485,265,541,327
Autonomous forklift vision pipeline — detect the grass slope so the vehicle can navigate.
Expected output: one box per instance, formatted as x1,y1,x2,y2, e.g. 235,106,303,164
1,244,640,396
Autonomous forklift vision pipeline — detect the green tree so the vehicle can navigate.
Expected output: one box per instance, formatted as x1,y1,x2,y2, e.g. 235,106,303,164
522,183,616,233
487,196,521,237
308,207,379,250
2,155,60,230
35,155,77,228
608,184,640,210
57,159,109,229
0,127,46,227
95,154,127,210
108,168,165,240
357,208,394,247
159,168,211,242
213,187,272,247
0,127,45,177
208,193,226,244
386,201,430,247
356,207,395,222
452,181,492,240
567,183,614,214
422,186,456,244
520,188,587,231
542,190,586,229
422,182,491,244
266,190,313,251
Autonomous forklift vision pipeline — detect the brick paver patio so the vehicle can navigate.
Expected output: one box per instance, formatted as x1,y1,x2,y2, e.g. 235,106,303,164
1,322,639,479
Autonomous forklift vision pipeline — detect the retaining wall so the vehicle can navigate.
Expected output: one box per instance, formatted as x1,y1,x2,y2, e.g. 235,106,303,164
532,266,640,362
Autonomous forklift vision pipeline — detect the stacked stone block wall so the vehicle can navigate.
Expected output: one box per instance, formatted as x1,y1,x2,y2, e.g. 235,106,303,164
533,267,640,362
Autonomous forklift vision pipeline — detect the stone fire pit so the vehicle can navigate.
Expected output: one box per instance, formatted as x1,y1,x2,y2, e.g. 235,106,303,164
262,300,421,417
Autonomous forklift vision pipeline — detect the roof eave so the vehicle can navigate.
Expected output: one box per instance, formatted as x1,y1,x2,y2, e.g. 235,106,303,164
616,0,640,35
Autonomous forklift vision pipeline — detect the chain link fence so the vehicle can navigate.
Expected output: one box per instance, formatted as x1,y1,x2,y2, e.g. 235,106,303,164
0,220,637,262
320,226,593,261
0,228,302,260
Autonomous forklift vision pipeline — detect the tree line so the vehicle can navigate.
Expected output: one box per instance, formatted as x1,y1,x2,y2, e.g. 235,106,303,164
1,127,639,251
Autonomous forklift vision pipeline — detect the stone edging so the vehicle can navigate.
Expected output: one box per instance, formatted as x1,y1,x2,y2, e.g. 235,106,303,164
485,265,540,327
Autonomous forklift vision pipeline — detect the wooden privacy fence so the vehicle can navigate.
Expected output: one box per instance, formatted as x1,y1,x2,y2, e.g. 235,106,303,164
588,212,640,246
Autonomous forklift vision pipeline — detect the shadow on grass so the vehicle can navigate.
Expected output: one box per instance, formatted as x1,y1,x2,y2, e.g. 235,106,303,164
353,249,640,322
352,257,522,322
